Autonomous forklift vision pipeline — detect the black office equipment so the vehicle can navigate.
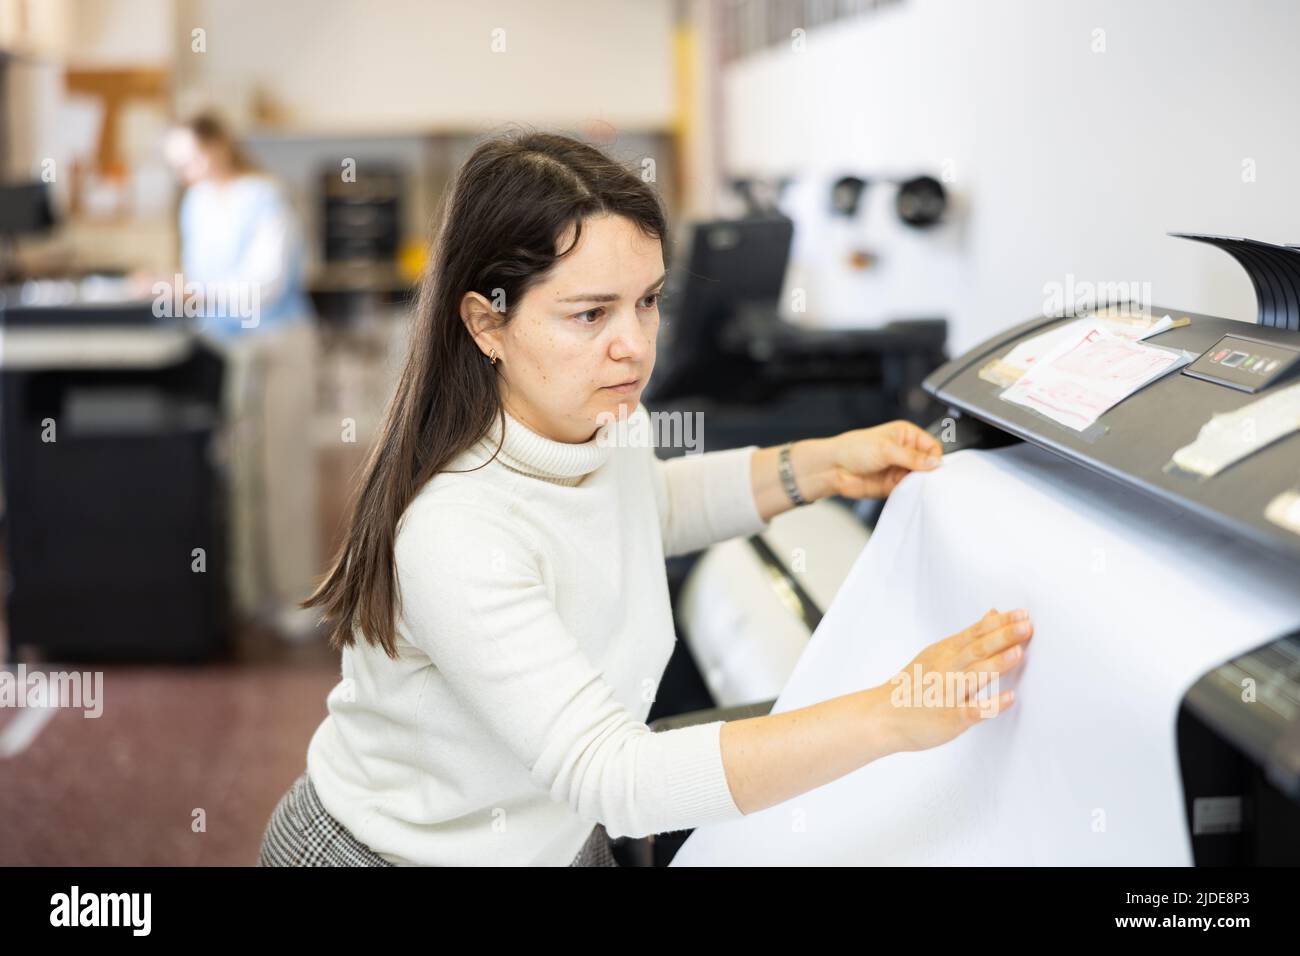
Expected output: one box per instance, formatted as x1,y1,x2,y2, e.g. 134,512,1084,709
646,215,948,449
0,181,57,283
650,216,795,404
1178,630,1300,865
0,181,56,235
920,233,1300,864
0,298,170,329
0,303,232,662
320,163,402,265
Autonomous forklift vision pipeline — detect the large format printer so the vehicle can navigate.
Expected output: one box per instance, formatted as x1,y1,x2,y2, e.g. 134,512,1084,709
916,234,1300,865
667,234,1300,867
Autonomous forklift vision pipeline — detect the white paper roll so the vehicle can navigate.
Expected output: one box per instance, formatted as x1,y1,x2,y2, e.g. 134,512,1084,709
673,443,1300,865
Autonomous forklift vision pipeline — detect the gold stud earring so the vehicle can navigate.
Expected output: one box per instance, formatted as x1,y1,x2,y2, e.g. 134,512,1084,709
489,349,499,365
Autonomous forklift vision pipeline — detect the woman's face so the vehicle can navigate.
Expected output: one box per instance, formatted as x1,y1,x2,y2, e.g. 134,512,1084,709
162,128,221,185
466,212,665,444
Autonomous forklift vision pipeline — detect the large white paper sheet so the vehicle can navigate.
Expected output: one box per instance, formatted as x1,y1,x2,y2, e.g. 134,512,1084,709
673,444,1300,865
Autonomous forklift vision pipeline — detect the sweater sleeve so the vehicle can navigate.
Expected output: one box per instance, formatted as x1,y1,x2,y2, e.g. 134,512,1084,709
393,500,745,840
651,445,771,558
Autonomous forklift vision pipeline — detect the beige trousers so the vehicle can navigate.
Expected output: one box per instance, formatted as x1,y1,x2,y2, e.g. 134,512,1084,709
217,319,321,618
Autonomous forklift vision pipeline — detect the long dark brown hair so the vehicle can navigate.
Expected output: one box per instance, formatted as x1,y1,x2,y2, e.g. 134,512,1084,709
304,129,669,658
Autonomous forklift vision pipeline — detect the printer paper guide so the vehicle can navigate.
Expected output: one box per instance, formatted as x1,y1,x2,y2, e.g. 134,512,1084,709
671,444,1300,866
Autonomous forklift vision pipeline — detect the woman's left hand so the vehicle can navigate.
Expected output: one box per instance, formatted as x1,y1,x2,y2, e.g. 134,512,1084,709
825,420,944,499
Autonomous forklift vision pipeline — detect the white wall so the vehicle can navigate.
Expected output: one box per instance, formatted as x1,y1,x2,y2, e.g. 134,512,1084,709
2,54,61,178
67,0,173,66
721,0,1300,353
178,0,675,131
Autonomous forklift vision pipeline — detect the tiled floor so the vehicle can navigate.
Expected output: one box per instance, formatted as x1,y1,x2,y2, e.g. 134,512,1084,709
0,427,370,866
0,660,338,865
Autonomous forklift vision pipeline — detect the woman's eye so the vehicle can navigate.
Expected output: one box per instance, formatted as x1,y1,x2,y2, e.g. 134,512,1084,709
575,308,604,324
639,292,661,309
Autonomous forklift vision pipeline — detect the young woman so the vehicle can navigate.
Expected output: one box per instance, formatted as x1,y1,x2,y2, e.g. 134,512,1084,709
257,130,1033,867
160,113,320,641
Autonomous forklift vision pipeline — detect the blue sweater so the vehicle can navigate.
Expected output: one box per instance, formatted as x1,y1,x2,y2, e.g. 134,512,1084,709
179,173,312,337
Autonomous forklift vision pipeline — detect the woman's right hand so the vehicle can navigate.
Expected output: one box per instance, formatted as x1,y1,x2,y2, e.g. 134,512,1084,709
879,608,1033,753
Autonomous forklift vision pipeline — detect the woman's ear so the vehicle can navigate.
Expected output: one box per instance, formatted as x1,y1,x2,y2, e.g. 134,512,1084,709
459,291,503,360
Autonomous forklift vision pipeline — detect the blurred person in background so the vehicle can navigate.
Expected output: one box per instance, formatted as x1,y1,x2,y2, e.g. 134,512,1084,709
159,113,321,641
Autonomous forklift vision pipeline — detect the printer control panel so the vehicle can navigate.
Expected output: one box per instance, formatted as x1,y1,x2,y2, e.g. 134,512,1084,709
1183,334,1300,393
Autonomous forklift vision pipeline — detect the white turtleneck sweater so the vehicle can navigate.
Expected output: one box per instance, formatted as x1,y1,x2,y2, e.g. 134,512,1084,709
305,402,770,865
